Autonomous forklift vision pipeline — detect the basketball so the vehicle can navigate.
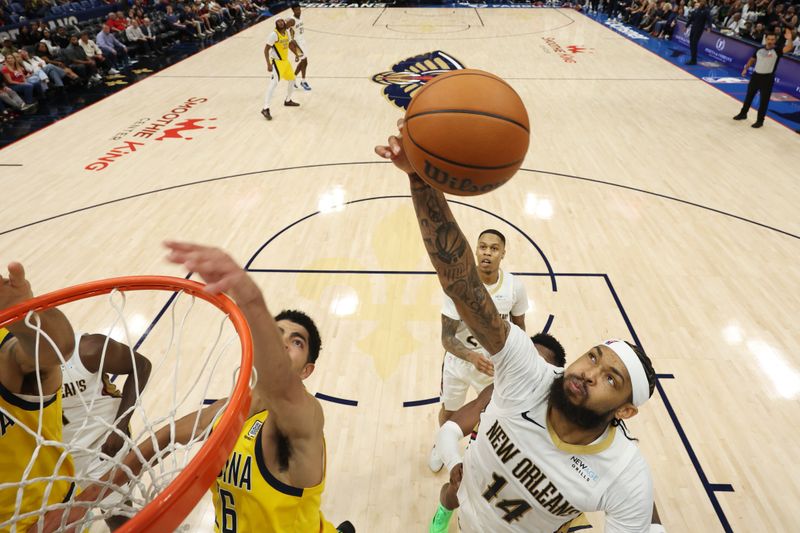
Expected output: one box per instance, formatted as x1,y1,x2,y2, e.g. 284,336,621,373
402,69,530,197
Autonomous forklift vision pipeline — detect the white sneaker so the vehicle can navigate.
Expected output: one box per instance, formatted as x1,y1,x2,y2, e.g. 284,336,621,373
108,68,120,75
428,445,443,473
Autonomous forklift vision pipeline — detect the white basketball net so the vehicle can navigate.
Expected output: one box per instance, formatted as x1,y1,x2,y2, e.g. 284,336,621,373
0,288,250,532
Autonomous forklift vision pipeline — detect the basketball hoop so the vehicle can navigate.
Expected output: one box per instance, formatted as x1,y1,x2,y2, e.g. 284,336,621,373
0,276,253,533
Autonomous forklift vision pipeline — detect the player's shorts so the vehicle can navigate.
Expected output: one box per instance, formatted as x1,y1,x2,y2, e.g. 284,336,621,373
555,513,592,532
271,58,295,82
295,39,308,59
440,352,493,411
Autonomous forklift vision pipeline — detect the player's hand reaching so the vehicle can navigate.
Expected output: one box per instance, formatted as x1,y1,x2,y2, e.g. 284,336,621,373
100,428,127,459
468,352,494,377
164,241,262,306
375,118,417,177
0,262,33,310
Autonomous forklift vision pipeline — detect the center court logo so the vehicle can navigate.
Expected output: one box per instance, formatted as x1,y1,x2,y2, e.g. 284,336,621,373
372,50,465,109
542,38,594,63
154,118,217,141
85,97,216,172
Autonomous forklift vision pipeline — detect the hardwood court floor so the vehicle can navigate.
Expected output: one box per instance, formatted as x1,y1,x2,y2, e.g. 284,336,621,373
1,7,798,533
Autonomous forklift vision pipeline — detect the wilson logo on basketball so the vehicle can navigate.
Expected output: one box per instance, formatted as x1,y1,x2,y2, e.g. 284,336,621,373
372,50,465,110
85,97,216,172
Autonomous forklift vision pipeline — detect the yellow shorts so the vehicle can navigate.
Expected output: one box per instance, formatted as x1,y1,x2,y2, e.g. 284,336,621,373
556,513,593,532
272,59,295,82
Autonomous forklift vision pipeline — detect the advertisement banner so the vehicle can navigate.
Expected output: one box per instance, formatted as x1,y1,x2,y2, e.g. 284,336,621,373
672,20,800,98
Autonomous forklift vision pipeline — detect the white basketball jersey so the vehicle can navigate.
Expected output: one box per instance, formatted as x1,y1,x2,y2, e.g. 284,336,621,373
61,334,123,476
442,269,528,357
457,326,653,532
289,15,305,47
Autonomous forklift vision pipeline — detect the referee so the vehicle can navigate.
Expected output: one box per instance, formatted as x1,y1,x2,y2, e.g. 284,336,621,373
733,28,794,128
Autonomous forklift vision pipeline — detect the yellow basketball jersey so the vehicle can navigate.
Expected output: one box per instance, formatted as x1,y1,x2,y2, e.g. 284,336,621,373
272,29,291,62
0,379,75,531
0,328,12,350
210,410,336,533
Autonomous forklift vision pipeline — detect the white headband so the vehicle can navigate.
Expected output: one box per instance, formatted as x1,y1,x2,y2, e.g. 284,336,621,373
601,340,650,407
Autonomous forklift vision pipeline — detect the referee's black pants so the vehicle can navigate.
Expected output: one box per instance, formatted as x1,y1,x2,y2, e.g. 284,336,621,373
740,72,775,123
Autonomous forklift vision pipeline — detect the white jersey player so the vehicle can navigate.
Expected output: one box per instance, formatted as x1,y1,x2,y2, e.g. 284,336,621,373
431,229,528,472
61,333,151,530
287,3,311,91
375,125,658,532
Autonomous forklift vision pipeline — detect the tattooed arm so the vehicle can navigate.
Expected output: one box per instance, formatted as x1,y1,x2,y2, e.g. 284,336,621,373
375,122,509,355
442,315,494,376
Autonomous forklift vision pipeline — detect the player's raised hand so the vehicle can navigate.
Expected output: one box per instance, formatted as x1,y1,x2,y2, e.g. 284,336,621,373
0,262,33,310
468,352,494,377
163,241,261,305
375,118,417,176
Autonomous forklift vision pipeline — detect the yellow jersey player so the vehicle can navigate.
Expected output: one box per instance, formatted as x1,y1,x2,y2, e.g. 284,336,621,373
46,243,354,533
261,17,301,121
0,262,76,532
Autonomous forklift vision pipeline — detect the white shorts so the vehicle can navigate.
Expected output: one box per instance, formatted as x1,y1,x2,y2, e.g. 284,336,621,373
440,352,493,412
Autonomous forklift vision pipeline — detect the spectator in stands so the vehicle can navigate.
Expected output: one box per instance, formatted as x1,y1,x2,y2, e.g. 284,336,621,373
739,20,753,38
17,25,37,47
1,53,43,103
140,17,163,52
166,4,200,38
742,0,757,22
40,29,61,55
63,34,103,83
725,11,744,32
734,27,794,127
192,3,215,35
19,48,78,90
27,21,44,43
183,4,210,38
96,24,129,68
54,27,72,49
207,0,232,25
750,21,766,42
1,39,17,58
125,20,153,55
107,12,128,33
0,78,36,113
686,0,712,65
653,2,680,36
78,31,116,74
781,6,797,29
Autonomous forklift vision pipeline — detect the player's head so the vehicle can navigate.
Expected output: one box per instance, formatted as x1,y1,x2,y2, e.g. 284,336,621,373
551,341,656,430
275,309,322,380
291,3,301,16
531,333,566,367
475,229,506,276
276,18,286,31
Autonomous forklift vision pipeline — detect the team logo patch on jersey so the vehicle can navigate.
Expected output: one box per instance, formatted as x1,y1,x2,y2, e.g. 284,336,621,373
246,420,263,440
371,50,465,109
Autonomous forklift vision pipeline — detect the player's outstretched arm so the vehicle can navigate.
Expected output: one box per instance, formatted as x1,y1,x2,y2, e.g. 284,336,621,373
375,122,508,355
78,334,153,458
164,242,322,440
0,262,75,386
